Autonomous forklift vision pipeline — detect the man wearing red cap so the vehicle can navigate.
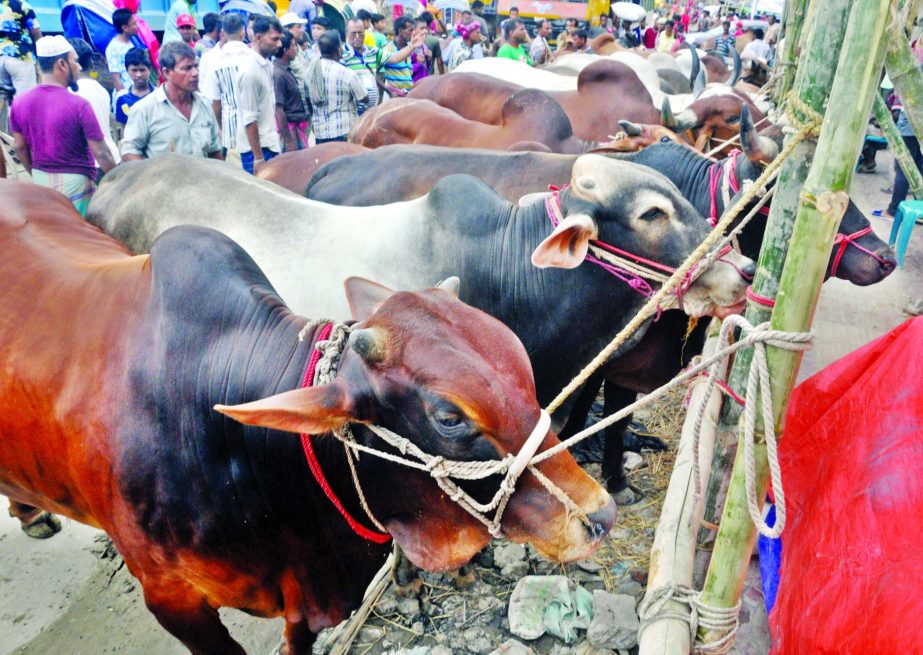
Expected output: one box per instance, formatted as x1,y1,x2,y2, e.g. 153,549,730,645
176,14,198,46
164,0,197,44
11,36,116,215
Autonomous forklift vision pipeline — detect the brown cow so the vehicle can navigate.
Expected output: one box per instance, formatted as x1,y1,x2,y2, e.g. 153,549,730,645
410,61,761,148
0,180,615,654
351,90,603,153
256,142,369,196
262,124,681,197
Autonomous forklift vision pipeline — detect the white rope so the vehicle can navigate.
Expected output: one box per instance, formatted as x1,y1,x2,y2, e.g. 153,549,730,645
301,320,577,538
638,583,741,655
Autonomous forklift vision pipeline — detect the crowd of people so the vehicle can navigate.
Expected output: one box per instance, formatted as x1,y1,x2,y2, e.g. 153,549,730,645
0,0,843,222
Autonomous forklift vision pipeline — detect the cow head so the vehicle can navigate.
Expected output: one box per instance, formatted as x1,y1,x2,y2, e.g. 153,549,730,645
730,109,896,285
668,90,767,153
530,155,754,317
215,279,615,570
588,120,688,153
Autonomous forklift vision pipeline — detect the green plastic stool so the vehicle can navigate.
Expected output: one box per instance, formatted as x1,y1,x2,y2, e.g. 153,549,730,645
889,199,923,267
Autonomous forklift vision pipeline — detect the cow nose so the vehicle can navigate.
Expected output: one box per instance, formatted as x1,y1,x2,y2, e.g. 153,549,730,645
740,260,757,281
880,248,897,274
586,499,617,542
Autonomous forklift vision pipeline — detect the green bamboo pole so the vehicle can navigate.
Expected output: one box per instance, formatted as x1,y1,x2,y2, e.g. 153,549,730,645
776,0,810,102
873,94,923,199
887,30,923,148
699,1,895,644
699,0,856,535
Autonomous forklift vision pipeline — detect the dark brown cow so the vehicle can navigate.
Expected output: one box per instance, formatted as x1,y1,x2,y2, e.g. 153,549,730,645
350,90,599,153
0,180,615,654
256,142,369,197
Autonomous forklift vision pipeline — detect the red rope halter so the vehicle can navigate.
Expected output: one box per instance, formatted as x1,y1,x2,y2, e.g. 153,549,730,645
299,323,392,544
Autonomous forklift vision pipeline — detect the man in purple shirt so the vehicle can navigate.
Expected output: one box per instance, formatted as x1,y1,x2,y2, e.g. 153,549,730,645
10,35,116,216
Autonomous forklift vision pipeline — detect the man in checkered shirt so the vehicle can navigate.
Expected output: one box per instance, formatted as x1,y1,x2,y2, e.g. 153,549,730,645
305,30,367,143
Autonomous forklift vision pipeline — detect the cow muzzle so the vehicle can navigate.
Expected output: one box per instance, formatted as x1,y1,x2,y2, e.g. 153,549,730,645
680,248,755,318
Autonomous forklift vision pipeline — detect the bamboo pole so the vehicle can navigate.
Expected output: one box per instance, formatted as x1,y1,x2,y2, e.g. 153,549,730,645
699,0,857,535
873,94,923,199
699,1,895,645
886,29,923,147
639,322,726,655
776,0,810,102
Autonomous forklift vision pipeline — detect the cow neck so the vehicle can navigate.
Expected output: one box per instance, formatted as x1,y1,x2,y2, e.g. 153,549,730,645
297,321,392,545
708,149,772,225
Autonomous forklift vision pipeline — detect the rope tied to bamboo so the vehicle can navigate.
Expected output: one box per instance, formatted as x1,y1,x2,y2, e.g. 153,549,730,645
637,583,741,655
686,315,812,539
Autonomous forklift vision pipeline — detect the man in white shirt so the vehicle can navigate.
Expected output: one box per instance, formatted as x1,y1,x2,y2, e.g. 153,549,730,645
69,37,120,167
106,7,139,92
208,13,249,154
741,27,772,63
529,20,552,65
236,14,282,174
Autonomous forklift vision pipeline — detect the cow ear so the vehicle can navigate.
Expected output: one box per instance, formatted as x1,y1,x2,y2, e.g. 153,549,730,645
214,383,353,434
345,277,395,321
531,214,598,269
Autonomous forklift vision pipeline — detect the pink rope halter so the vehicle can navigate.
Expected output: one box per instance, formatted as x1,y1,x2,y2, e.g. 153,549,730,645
545,186,702,314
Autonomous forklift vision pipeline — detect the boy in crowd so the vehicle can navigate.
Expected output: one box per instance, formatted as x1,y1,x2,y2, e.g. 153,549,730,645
114,47,155,125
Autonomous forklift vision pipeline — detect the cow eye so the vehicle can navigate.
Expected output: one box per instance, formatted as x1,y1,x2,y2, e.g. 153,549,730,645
429,405,471,438
727,115,741,124
639,207,666,221
660,136,672,143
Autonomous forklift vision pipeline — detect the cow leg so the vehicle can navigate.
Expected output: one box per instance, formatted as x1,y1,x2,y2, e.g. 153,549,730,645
556,371,607,464
280,617,316,655
601,385,644,505
8,498,62,539
391,544,424,597
142,581,246,655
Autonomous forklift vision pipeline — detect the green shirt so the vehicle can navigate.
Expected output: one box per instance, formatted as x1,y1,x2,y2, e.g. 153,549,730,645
496,43,532,66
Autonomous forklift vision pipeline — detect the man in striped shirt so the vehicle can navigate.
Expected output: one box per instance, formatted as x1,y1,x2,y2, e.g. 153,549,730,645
377,16,426,97
305,31,367,142
714,20,736,60
342,17,379,114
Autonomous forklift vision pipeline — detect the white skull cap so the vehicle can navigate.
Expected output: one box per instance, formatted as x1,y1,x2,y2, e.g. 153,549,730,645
35,35,75,57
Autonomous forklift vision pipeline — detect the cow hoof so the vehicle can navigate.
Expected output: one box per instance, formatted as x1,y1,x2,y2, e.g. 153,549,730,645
611,485,644,506
20,511,62,539
447,565,478,589
624,421,668,452
393,576,424,599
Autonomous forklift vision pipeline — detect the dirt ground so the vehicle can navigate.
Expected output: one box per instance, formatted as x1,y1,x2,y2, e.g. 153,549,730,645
1,150,920,655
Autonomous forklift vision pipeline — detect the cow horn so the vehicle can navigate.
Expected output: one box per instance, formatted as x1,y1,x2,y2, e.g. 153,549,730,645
618,119,643,137
661,97,676,128
674,108,700,131
738,105,778,162
685,41,700,88
350,327,388,364
693,68,707,98
435,276,460,297
728,48,741,86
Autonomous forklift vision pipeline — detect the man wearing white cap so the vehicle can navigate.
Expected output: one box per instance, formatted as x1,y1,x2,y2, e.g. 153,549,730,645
280,10,310,107
10,36,116,216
